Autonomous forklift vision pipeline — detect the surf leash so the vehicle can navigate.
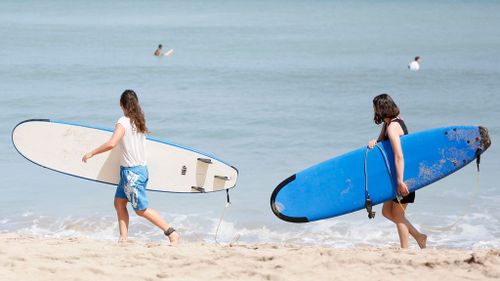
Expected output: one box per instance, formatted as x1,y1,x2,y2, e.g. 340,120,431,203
364,148,376,219
408,173,481,232
364,144,403,219
214,189,240,245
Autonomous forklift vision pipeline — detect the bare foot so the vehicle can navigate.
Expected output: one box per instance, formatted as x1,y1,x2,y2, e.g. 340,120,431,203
417,234,427,249
118,237,127,243
168,231,180,246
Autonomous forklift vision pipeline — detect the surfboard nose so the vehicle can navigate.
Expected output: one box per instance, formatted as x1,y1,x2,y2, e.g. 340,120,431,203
479,126,491,152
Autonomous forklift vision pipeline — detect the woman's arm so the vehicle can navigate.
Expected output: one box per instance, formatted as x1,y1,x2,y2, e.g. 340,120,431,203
368,126,386,148
386,122,409,196
82,123,125,163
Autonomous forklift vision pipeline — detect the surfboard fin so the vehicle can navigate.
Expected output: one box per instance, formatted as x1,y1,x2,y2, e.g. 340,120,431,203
197,158,212,164
214,175,231,181
191,186,206,193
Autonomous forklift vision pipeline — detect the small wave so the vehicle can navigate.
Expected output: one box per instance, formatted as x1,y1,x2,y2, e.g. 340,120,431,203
0,212,498,249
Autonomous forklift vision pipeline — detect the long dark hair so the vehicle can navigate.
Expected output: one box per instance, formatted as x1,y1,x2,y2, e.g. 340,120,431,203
120,90,149,134
373,93,400,125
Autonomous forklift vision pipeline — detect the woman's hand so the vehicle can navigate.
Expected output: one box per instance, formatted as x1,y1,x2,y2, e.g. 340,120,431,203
80,124,124,164
82,152,93,163
397,181,410,197
367,139,377,149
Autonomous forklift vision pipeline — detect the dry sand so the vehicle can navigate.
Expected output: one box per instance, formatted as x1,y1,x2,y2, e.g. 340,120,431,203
0,233,498,281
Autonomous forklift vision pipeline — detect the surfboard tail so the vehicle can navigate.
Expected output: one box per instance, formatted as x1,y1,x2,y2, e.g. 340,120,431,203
479,126,491,153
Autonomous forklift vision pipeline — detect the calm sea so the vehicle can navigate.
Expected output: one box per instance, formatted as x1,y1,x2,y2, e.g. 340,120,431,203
1,0,499,248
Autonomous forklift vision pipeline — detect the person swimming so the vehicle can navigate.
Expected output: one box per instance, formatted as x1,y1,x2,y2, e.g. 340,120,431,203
408,56,421,71
154,44,163,56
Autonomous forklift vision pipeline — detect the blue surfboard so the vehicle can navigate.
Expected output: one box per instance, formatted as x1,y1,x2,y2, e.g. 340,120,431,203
271,126,491,223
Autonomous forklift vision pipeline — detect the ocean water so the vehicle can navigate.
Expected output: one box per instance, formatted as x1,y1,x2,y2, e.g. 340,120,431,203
1,0,499,249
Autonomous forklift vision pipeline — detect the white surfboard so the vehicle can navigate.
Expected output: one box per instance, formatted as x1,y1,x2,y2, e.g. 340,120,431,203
164,48,174,57
12,119,238,193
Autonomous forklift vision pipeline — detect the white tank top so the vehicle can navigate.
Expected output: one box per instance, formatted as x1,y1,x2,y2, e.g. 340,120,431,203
116,116,147,167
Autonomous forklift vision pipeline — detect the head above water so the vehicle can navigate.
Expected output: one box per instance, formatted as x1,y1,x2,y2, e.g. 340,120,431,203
120,90,148,134
414,56,420,62
158,44,162,49
372,93,400,125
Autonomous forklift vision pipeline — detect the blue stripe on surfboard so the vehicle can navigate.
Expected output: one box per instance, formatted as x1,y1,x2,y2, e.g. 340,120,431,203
11,119,238,193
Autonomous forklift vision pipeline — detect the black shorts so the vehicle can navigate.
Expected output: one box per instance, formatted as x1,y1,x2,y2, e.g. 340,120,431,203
393,191,415,204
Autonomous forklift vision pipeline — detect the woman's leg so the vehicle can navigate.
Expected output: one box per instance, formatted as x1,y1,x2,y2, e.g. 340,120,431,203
382,201,395,222
135,208,180,245
114,198,129,241
391,202,427,249
396,203,427,249
391,202,410,248
383,201,411,248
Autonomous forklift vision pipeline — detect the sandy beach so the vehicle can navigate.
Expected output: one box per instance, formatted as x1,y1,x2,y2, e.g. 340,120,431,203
0,233,498,281
2,1,500,280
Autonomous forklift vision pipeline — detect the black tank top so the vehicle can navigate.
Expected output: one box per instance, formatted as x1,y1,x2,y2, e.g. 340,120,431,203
383,117,408,140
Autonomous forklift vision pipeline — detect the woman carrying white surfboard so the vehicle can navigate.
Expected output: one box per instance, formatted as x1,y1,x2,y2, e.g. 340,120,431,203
82,90,180,245
368,94,427,249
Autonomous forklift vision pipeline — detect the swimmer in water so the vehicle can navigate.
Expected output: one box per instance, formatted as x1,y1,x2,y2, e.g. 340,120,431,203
408,56,421,71
154,44,163,56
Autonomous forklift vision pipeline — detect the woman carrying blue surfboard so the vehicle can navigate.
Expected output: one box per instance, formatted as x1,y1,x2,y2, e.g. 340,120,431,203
81,90,180,245
368,94,427,249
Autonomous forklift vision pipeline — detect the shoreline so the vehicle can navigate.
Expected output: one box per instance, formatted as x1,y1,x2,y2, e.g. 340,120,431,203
0,233,498,281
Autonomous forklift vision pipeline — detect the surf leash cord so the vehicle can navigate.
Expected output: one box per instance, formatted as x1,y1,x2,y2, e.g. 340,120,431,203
363,148,376,219
214,189,236,244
